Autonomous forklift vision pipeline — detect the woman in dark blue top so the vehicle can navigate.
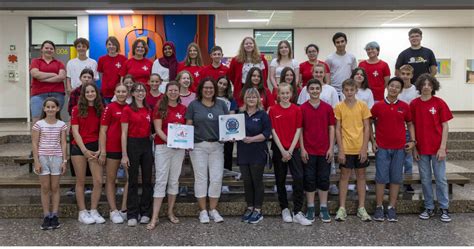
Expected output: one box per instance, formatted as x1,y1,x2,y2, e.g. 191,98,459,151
237,87,272,224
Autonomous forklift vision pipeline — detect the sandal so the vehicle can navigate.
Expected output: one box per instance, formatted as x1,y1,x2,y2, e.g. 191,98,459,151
146,219,158,230
168,215,180,224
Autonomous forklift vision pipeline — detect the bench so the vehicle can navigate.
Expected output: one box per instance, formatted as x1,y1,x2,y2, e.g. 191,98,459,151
0,173,469,194
13,157,33,173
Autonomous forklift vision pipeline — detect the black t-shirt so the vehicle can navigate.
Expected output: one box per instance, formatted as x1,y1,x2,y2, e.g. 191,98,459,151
395,47,437,84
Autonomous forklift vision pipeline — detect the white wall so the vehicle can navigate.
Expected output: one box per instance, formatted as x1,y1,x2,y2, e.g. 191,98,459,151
217,27,474,111
0,15,28,118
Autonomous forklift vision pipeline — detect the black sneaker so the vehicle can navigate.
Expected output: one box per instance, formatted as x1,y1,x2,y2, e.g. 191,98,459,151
241,208,253,223
386,207,398,222
440,209,452,222
404,184,415,193
40,217,50,230
50,215,61,229
419,209,435,220
373,206,385,222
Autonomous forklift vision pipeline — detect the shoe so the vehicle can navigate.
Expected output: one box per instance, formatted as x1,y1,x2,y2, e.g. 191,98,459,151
357,207,372,222
386,207,398,222
285,185,293,192
248,210,263,224
331,162,337,174
319,206,331,223
329,184,339,195
404,184,415,193
140,216,150,224
348,184,356,191
199,210,210,224
373,206,385,222
119,210,128,221
110,210,124,224
179,186,188,197
281,208,293,223
335,207,347,222
241,208,253,223
305,206,315,222
419,209,435,220
293,212,312,226
78,210,95,225
209,209,224,223
66,187,75,196
89,209,106,224
40,216,50,230
128,218,138,227
49,215,61,229
440,209,452,222
84,187,92,195
221,186,230,193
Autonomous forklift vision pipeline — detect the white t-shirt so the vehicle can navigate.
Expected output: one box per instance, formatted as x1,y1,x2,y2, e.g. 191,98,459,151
325,52,357,93
241,61,265,84
341,88,375,109
270,58,299,81
297,84,339,108
398,85,419,104
66,57,99,89
151,60,170,93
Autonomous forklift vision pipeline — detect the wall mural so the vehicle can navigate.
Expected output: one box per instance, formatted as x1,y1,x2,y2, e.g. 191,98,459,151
88,14,215,64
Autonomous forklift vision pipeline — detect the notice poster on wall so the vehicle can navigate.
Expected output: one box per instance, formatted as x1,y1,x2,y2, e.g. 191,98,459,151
167,124,194,149
466,59,474,84
219,114,245,142
436,58,451,78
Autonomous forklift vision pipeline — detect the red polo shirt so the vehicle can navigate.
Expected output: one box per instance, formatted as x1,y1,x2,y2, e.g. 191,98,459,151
371,98,411,149
30,57,65,96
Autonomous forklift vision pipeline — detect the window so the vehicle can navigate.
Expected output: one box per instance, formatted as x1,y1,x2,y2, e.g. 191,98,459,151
254,29,294,55
30,17,77,45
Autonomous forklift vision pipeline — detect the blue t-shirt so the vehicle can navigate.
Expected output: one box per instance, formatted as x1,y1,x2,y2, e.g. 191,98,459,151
236,109,272,165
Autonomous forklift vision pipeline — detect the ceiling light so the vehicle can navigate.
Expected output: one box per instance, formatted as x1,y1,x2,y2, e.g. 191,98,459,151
228,19,269,23
381,23,420,27
86,10,134,14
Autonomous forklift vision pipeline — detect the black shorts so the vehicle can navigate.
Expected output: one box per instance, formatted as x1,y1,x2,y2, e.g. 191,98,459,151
70,141,99,156
303,155,331,192
339,154,369,169
106,152,122,160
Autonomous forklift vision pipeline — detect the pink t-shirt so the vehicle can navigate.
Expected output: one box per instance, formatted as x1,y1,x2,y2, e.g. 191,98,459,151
32,119,67,157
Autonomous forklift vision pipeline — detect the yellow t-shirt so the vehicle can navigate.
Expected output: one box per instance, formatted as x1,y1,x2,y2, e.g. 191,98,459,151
334,100,371,155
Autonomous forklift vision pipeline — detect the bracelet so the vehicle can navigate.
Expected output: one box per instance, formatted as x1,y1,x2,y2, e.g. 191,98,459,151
63,160,68,163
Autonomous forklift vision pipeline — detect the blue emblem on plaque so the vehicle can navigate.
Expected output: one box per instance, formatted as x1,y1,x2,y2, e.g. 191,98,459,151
226,118,239,134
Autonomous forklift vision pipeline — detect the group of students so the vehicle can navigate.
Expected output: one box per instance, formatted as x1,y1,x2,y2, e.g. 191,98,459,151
30,27,453,231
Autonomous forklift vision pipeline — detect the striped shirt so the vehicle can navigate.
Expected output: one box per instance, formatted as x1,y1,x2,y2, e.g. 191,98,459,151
32,119,67,156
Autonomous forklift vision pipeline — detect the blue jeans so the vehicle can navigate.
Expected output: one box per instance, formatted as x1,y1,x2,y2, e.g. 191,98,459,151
375,148,405,184
30,92,65,118
418,155,449,209
403,130,413,174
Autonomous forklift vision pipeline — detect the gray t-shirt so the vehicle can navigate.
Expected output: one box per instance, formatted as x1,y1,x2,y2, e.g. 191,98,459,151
185,99,229,143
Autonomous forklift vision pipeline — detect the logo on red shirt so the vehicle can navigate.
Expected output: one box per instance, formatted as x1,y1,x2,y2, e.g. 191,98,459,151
429,107,437,115
146,114,151,122
142,65,149,71
175,113,182,120
372,70,379,77
115,62,122,69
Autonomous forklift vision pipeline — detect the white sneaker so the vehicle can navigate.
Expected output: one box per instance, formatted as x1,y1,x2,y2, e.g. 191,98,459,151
140,216,150,224
221,186,230,193
110,210,124,224
329,184,339,195
281,208,293,223
119,210,127,221
128,218,138,227
209,209,224,223
199,210,210,224
293,211,312,226
285,185,293,192
348,184,356,191
89,209,106,224
78,210,95,225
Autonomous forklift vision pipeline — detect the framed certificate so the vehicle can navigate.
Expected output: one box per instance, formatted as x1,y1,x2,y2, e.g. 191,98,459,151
219,114,245,141
167,124,194,149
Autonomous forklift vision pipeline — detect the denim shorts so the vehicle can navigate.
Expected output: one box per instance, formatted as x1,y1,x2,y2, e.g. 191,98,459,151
30,92,65,118
375,148,406,184
37,155,63,176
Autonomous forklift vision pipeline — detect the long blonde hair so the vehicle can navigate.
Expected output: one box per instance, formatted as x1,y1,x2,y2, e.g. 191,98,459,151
236,37,262,64
183,43,203,66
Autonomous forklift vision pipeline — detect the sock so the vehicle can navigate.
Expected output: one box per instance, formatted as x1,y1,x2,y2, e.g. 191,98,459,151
388,206,393,209
307,203,315,208
320,204,327,208
51,212,58,217
44,213,50,218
